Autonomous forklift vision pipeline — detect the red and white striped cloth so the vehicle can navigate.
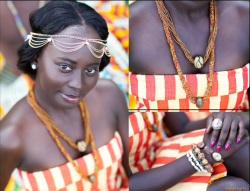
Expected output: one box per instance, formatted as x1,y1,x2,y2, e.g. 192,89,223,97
18,132,128,191
129,112,227,191
129,63,249,111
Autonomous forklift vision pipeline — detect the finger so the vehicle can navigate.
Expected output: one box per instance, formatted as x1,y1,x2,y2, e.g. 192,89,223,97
217,115,232,151
245,129,249,136
236,136,250,150
206,114,214,134
225,119,238,150
211,113,225,148
236,121,246,144
242,129,248,137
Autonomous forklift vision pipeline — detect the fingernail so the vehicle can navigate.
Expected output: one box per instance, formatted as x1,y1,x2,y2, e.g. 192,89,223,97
211,141,215,147
225,144,230,150
236,138,241,143
217,146,221,152
205,129,208,133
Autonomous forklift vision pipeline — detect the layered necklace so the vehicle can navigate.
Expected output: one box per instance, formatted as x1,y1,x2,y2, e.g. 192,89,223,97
27,88,98,183
156,1,218,108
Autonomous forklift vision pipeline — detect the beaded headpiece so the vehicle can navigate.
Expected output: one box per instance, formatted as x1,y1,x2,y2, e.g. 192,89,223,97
25,32,111,58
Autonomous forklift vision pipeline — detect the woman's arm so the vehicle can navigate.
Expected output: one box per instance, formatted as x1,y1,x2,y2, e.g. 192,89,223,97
163,113,207,135
164,113,249,136
129,155,196,191
129,125,250,191
0,123,23,191
107,80,129,177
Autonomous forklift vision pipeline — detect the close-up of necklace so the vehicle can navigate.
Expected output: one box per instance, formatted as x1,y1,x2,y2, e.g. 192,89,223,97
141,112,159,132
156,0,218,108
27,88,99,183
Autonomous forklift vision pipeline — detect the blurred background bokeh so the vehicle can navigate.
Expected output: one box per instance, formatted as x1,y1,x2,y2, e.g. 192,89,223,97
0,1,128,190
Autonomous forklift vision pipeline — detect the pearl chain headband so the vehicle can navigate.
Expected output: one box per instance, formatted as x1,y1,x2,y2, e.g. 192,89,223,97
25,32,111,58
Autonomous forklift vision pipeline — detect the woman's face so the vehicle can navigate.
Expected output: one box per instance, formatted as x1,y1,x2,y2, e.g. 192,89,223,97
34,25,103,109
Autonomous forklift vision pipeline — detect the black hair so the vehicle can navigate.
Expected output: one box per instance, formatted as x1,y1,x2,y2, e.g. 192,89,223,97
17,0,110,79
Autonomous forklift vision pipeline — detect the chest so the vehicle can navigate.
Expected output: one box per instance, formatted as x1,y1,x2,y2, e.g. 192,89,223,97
129,10,249,75
18,102,116,171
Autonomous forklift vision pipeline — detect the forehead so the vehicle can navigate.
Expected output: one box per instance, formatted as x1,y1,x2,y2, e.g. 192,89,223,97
41,25,103,63
55,25,101,39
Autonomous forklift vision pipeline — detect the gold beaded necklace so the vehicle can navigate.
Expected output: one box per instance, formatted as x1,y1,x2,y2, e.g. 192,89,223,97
27,88,99,183
156,0,218,108
141,112,159,132
157,0,218,69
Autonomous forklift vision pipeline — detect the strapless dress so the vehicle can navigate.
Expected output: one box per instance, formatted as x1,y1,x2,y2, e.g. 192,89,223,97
129,63,249,111
18,131,128,191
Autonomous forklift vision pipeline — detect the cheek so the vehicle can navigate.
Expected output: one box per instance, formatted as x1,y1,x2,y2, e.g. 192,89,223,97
84,74,99,93
38,62,67,92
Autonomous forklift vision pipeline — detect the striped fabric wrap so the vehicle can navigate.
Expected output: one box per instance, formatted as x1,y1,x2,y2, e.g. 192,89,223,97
129,112,227,191
18,132,128,191
129,63,249,111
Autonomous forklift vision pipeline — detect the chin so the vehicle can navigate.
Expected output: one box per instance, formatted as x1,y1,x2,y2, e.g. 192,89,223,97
60,101,81,110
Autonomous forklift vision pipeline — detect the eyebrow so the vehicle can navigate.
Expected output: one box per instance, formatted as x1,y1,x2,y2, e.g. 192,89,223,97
87,63,100,66
57,57,100,66
58,57,77,64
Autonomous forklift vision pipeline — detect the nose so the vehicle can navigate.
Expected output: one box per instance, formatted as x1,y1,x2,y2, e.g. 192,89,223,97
68,70,83,91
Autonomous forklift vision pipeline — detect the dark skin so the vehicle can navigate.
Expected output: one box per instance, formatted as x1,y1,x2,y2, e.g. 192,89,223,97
0,25,129,190
0,1,49,76
129,1,250,105
129,112,250,191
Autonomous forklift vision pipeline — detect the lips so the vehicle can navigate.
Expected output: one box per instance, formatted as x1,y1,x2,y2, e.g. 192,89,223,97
60,92,81,103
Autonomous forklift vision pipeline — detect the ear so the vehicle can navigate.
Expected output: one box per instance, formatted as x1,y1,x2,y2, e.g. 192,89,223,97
30,52,40,68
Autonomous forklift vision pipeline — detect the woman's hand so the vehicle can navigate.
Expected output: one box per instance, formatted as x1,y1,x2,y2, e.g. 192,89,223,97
205,113,248,152
202,126,249,164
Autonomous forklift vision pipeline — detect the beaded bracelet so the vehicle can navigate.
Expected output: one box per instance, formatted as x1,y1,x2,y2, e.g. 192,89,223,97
191,142,214,173
191,150,206,170
187,150,203,172
187,150,208,173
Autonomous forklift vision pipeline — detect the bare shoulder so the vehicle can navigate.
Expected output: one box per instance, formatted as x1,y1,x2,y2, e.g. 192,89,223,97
0,97,31,163
221,1,249,24
222,1,249,43
129,1,150,19
1,97,32,126
235,1,249,28
235,1,249,12
0,97,32,140
130,1,158,28
94,78,124,99
86,78,127,111
129,1,165,72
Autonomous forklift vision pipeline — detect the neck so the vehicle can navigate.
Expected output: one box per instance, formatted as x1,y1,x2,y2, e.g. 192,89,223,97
164,1,210,22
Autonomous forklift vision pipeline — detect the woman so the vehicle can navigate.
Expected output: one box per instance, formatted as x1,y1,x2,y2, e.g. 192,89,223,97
129,112,249,191
0,1,129,190
129,1,249,111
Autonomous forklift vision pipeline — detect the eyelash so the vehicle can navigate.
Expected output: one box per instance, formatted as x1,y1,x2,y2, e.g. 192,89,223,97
85,68,97,74
59,64,97,74
59,64,72,71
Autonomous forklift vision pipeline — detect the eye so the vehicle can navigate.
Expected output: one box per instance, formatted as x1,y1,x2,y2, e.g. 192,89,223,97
59,64,72,71
85,68,97,74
